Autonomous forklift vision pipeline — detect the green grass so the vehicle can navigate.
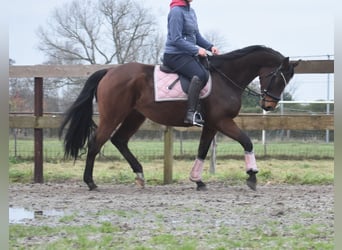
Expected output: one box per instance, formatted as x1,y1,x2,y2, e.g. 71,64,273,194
9,138,334,162
9,157,334,185
8,138,334,185
9,220,334,249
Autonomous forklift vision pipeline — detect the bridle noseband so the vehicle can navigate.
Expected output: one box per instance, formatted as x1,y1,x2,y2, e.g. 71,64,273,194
260,65,288,102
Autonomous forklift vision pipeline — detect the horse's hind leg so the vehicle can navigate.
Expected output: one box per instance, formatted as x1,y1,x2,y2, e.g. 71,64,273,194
110,110,146,187
84,122,120,190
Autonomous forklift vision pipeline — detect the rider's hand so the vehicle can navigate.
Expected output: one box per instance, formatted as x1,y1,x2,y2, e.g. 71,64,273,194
211,46,219,55
198,48,207,57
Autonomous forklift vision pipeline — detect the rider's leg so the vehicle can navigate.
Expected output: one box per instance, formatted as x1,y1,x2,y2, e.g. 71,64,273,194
163,54,209,127
184,76,205,126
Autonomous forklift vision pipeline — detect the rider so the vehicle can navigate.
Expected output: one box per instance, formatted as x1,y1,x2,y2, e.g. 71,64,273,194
163,0,219,127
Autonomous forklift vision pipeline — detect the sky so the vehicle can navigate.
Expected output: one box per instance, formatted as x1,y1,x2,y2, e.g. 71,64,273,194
8,0,334,101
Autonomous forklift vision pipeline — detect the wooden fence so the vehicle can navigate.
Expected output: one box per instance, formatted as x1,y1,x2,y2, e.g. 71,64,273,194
9,60,334,184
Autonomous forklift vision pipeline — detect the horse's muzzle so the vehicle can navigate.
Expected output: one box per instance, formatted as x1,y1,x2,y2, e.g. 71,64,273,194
260,99,276,111
262,105,275,112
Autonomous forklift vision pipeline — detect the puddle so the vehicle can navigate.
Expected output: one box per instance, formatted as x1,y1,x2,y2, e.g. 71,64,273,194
9,207,65,223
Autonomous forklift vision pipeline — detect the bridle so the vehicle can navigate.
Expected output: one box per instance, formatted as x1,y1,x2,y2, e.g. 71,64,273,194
260,65,288,102
209,60,288,103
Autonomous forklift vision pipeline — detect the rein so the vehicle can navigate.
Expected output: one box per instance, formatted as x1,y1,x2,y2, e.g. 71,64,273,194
209,62,262,98
208,58,287,102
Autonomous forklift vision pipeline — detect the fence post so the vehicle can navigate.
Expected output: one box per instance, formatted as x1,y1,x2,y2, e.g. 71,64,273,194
163,126,173,184
34,77,43,183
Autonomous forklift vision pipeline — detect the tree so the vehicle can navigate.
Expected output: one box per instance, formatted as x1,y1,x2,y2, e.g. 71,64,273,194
203,31,231,53
36,0,165,113
9,77,34,113
37,0,162,65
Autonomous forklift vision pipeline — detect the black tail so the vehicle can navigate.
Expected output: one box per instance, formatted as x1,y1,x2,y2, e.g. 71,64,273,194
59,69,108,160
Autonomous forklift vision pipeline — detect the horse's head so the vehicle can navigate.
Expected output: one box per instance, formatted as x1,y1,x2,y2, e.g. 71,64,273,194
259,57,300,111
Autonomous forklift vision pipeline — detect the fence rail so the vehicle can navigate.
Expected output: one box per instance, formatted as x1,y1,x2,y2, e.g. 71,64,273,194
8,60,334,184
9,60,334,78
9,113,334,130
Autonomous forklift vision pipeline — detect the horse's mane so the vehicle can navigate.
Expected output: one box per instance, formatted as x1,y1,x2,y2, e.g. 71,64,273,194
211,45,284,62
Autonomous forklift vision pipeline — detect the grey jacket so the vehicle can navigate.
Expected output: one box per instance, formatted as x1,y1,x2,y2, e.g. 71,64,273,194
164,5,213,55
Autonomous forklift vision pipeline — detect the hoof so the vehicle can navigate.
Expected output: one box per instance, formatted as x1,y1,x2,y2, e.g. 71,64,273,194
246,171,257,191
196,181,208,191
87,182,98,191
135,177,145,188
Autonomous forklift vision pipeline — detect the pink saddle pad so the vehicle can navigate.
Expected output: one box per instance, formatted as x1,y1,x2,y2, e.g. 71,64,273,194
153,65,211,102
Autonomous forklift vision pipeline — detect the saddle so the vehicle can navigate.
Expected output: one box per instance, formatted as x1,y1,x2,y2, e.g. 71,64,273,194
153,65,212,102
159,65,192,93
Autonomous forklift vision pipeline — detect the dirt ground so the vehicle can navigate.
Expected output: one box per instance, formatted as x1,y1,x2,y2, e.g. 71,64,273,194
9,181,334,246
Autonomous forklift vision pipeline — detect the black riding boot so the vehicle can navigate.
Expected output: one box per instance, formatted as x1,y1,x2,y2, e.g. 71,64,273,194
184,76,205,127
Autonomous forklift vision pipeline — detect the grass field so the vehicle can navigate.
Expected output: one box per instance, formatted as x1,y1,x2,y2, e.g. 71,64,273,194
9,157,333,186
10,220,334,250
9,138,334,162
9,138,334,185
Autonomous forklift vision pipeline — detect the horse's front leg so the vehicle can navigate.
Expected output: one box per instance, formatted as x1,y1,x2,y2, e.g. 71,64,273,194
189,126,217,191
216,118,258,191
244,151,259,190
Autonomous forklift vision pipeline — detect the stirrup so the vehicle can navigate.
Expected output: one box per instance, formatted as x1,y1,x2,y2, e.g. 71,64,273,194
192,112,204,127
184,111,204,127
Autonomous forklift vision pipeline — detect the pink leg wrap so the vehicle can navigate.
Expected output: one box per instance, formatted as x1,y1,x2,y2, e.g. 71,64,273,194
189,158,204,182
245,152,258,173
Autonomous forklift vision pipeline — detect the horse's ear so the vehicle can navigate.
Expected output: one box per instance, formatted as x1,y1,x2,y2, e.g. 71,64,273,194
281,57,300,70
280,57,290,69
291,59,301,68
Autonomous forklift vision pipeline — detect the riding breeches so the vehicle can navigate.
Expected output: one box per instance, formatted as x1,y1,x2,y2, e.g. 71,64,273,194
163,53,209,85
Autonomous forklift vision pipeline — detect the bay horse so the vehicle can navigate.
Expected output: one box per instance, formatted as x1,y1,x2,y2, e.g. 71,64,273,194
59,45,299,191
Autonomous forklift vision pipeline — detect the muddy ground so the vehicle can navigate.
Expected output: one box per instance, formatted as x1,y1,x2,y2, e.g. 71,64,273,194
9,182,334,247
